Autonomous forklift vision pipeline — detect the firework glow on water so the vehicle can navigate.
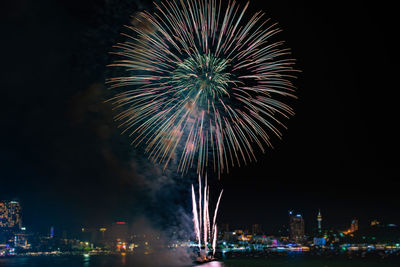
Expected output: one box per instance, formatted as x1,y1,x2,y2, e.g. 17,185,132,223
108,0,298,176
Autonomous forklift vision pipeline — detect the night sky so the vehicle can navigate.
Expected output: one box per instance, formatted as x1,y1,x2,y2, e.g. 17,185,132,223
1,0,398,235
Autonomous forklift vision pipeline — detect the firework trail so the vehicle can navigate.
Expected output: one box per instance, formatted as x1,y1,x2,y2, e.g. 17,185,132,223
212,225,218,257
212,190,223,234
203,179,208,255
108,0,297,175
191,185,201,249
192,175,222,258
212,189,223,256
198,175,202,241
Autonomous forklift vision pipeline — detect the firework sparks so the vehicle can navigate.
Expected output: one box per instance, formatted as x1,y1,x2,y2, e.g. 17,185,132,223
191,185,201,249
108,0,297,175
192,175,222,258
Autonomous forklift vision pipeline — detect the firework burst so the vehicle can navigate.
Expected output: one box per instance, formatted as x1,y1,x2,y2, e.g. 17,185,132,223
108,0,297,176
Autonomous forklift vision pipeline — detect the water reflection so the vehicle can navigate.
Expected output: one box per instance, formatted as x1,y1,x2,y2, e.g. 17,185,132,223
83,254,90,267
193,261,224,267
121,253,126,265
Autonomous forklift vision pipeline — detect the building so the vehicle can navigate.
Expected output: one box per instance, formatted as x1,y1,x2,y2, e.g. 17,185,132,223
289,211,305,242
222,231,238,242
317,210,322,232
371,219,380,226
350,219,358,232
0,201,22,228
221,223,229,233
50,226,54,238
110,222,129,242
313,237,326,246
234,229,244,235
80,227,98,244
252,224,262,235
342,218,359,235
99,227,107,241
14,231,30,249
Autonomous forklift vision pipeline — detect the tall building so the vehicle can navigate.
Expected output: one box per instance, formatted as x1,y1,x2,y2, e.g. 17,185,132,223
0,201,22,228
221,223,230,233
99,227,107,240
317,210,322,232
350,219,358,232
289,211,305,242
50,226,54,238
251,224,262,235
110,222,129,242
81,227,98,243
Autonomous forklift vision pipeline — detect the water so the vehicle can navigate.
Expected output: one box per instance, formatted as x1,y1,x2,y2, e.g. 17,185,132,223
1,255,399,267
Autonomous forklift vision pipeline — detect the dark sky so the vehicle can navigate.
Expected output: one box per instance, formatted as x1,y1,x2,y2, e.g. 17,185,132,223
1,0,398,235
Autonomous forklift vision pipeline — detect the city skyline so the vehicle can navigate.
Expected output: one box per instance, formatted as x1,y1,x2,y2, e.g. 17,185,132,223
1,199,396,240
2,199,399,249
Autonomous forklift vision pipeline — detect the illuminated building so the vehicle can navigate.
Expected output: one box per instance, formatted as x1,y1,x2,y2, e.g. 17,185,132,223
252,224,262,235
371,220,380,226
252,235,277,245
99,227,107,240
342,219,360,235
116,241,127,252
234,229,244,235
289,211,305,242
111,222,129,243
351,219,358,232
14,232,30,249
238,234,253,242
0,201,22,228
313,237,326,246
317,210,322,232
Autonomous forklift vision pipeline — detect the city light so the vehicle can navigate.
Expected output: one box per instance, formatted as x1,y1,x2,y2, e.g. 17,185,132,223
1,200,400,262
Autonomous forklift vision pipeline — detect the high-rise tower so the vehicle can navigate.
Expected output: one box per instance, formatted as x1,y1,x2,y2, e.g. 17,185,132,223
350,219,358,232
289,211,305,242
317,209,322,232
0,200,22,228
